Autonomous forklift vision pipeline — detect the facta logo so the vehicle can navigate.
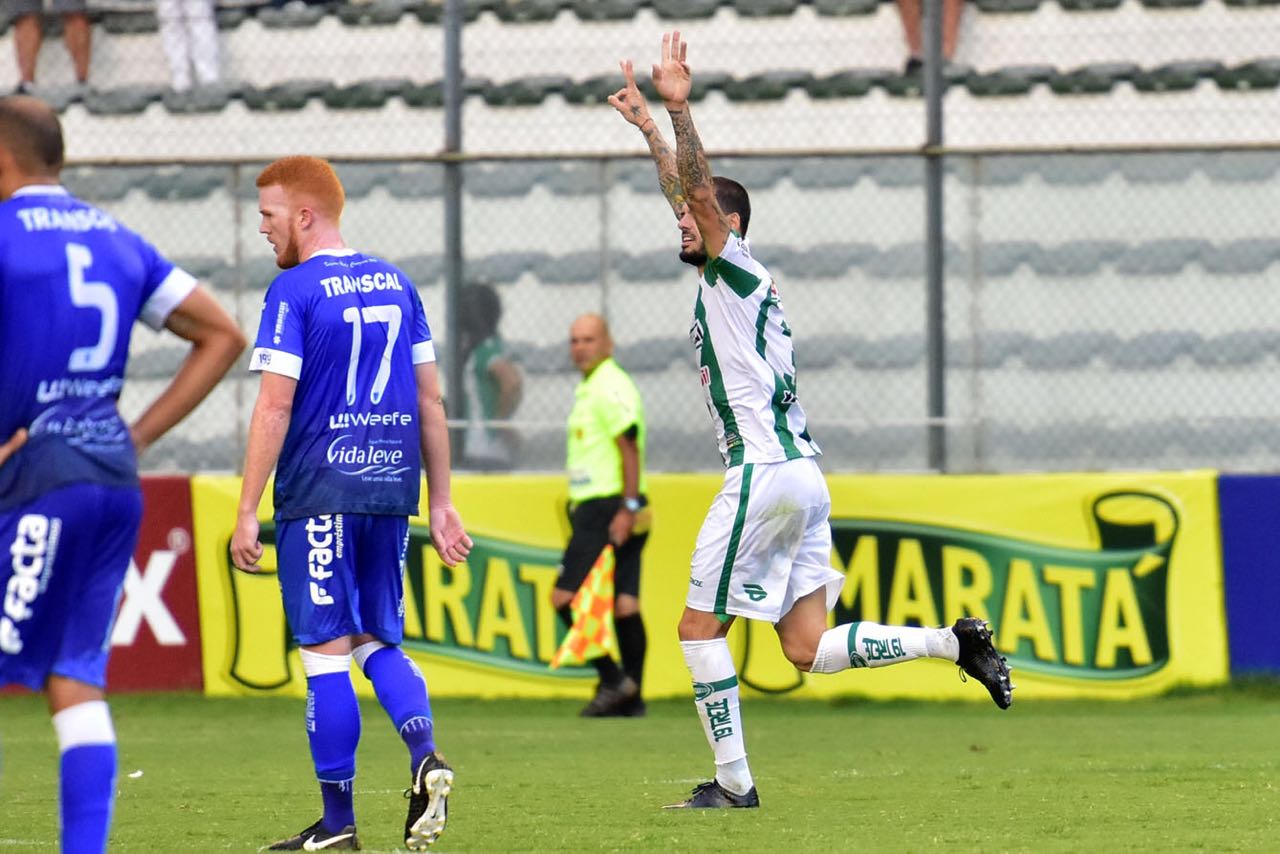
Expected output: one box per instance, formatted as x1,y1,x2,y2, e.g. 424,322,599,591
2,514,59,655
325,434,411,477
327,411,414,430
306,514,340,606
830,491,1180,681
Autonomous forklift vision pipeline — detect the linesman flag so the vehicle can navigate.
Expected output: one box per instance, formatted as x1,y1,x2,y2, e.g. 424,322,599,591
549,545,617,669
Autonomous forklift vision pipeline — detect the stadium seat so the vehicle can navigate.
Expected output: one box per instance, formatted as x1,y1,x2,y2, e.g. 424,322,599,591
954,330,1033,368
324,78,413,109
492,0,564,22
798,334,843,370
1191,329,1280,367
562,73,625,105
733,0,802,16
1110,330,1201,368
952,155,1041,186
1223,0,1280,6
1036,155,1119,185
100,10,159,34
215,8,252,29
242,79,333,111
614,159,667,194
1200,151,1280,182
1116,152,1201,183
813,0,883,14
979,241,1039,277
162,83,242,114
866,242,965,279
401,77,493,108
533,250,601,284
1138,0,1205,7
481,75,573,106
611,249,686,281
966,65,1054,97
336,0,418,26
1057,0,1122,9
1199,238,1280,274
1214,58,1280,90
63,165,156,201
144,165,229,200
544,162,606,195
469,251,550,283
257,2,328,28
126,345,190,380
773,242,876,278
805,68,893,99
84,84,166,115
330,162,394,198
848,335,924,370
1048,63,1139,94
975,0,1042,12
882,63,973,97
723,70,814,100
717,157,792,190
569,0,645,20
651,0,720,18
788,157,867,188
1020,331,1118,369
1028,240,1125,276
392,254,443,285
508,340,567,375
1133,60,1223,93
615,337,688,372
1114,238,1211,275
865,157,924,187
171,255,229,280
414,0,492,23
464,160,560,196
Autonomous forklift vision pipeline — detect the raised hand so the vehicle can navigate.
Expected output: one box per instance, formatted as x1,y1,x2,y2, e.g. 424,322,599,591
607,60,654,128
652,30,692,107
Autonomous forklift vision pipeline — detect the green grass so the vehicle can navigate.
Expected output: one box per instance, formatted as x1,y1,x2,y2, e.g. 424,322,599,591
2,689,1279,852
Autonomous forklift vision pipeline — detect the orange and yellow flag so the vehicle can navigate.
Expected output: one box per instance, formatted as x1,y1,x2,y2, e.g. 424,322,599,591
549,545,617,669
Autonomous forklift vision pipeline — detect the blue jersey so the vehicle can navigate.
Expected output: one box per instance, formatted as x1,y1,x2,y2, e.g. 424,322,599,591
249,249,434,519
0,186,197,511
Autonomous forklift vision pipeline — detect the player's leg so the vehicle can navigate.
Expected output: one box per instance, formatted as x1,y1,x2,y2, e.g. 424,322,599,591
1,483,141,854
350,515,451,850
12,12,42,87
269,515,362,851
553,498,630,715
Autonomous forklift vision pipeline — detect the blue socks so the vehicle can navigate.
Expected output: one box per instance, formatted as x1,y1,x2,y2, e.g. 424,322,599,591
362,646,435,770
304,670,360,832
52,700,117,854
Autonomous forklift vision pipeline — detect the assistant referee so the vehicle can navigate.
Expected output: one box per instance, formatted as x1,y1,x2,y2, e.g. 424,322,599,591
553,313,650,717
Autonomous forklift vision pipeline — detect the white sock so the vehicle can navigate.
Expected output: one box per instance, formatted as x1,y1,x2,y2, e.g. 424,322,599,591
680,638,754,795
811,622,958,673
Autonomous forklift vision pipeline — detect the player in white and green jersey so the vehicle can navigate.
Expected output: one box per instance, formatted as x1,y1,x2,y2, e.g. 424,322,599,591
611,34,1014,811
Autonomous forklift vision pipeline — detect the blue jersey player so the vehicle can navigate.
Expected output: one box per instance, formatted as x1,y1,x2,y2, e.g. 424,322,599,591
0,95,246,853
229,156,472,852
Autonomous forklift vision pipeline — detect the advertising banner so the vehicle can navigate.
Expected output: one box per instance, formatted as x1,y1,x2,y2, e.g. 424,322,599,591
191,471,1227,701
105,476,203,691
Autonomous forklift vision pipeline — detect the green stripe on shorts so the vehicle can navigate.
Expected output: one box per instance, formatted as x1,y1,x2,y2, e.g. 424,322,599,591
714,463,754,616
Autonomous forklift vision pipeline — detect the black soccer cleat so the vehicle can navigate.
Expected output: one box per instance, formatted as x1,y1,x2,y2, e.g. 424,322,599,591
579,675,640,717
265,818,360,850
953,617,1014,709
404,752,453,850
663,780,761,810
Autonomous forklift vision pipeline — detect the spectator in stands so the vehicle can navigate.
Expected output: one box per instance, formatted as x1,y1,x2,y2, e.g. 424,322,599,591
457,282,523,470
157,0,220,92
894,0,964,75
7,0,92,94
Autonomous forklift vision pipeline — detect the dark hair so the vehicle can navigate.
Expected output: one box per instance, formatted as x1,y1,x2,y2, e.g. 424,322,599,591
713,176,751,237
0,95,64,174
459,282,502,352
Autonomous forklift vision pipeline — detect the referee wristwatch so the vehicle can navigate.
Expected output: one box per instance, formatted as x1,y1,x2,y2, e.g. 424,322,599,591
623,496,645,513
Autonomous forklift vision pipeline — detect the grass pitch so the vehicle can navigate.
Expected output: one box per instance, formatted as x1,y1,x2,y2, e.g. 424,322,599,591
2,687,1279,852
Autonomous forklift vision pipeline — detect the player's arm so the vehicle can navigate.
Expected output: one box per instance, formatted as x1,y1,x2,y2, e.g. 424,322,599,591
230,371,295,573
488,356,523,419
654,31,731,259
416,360,473,567
0,428,27,469
131,285,247,455
608,426,642,546
608,59,685,216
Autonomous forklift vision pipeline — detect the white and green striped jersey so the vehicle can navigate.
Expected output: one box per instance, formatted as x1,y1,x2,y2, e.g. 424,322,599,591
689,232,820,468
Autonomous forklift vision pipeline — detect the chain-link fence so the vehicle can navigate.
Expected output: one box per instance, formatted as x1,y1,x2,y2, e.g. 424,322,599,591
12,0,1277,473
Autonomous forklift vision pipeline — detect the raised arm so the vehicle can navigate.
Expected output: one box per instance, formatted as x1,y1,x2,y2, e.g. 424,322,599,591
608,59,685,217
653,31,732,260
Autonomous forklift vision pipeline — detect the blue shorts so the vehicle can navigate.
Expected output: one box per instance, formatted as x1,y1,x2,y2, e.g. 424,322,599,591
276,513,409,647
0,482,142,691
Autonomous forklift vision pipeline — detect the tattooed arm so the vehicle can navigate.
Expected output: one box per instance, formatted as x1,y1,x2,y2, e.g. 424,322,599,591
652,31,731,259
608,59,684,216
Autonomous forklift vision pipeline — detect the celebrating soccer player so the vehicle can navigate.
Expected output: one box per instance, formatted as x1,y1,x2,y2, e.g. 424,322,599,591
229,156,472,850
0,95,245,852
610,34,1014,810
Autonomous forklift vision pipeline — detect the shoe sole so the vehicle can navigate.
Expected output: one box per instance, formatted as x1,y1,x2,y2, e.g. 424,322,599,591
406,768,453,850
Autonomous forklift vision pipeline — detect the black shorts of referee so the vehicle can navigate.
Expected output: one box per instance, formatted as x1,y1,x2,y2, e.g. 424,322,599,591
556,495,648,598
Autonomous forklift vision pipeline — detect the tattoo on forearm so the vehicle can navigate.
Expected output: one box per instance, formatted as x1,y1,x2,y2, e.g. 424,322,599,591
643,124,685,211
671,109,711,191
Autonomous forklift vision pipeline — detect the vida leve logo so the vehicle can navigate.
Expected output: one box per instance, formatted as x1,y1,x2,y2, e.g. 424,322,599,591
829,491,1179,681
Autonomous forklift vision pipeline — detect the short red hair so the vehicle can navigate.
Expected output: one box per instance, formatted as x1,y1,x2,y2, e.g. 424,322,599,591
256,156,345,222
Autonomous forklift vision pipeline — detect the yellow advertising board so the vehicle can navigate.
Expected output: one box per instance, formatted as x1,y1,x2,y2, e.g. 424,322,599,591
191,470,1227,701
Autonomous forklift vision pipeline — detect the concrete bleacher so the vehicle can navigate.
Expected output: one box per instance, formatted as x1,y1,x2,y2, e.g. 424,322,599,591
2,0,1277,158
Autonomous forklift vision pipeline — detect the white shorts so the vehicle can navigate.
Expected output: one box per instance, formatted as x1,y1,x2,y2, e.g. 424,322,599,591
687,456,843,623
